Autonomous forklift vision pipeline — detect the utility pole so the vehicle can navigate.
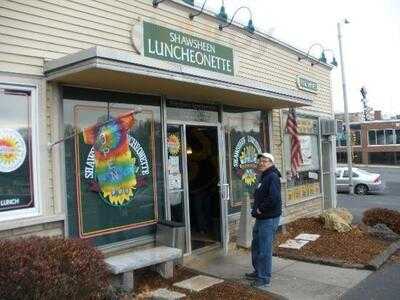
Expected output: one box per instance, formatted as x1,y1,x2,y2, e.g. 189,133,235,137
337,20,354,194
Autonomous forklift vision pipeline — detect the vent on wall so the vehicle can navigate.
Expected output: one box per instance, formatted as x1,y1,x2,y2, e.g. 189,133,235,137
320,119,336,136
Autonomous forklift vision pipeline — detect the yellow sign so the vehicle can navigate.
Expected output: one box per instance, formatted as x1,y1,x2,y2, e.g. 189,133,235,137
297,118,317,135
286,182,320,205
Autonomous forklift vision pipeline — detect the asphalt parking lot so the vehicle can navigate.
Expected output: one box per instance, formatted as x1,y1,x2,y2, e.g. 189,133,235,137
337,166,400,224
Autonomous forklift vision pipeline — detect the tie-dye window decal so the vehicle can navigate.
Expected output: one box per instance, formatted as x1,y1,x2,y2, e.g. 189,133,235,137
64,104,158,240
82,112,139,206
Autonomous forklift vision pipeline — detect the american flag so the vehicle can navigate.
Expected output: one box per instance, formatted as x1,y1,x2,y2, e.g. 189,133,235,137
286,108,303,176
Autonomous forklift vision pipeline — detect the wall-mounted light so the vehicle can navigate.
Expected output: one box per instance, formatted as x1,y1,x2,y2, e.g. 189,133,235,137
218,6,255,34
322,49,338,66
152,0,167,7
216,0,228,23
189,0,207,20
298,43,338,67
189,0,228,23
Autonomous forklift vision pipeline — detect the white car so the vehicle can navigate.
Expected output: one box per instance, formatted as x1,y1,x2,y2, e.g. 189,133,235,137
336,167,385,195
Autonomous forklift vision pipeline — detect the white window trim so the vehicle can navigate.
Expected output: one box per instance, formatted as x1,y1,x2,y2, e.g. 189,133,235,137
0,83,42,222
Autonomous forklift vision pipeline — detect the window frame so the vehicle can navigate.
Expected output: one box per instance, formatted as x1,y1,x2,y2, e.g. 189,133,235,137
368,128,400,146
385,129,394,144
283,113,322,204
368,130,377,145
351,129,361,146
336,129,361,147
0,83,41,222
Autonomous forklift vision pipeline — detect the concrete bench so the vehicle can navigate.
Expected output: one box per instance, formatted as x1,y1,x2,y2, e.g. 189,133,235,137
105,246,182,291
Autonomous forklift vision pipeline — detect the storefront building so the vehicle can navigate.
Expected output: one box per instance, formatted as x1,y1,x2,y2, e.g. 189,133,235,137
0,0,336,255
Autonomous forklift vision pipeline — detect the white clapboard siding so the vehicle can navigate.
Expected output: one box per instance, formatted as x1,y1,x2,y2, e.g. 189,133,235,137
1,1,130,38
0,43,63,60
0,33,81,54
0,6,129,44
18,0,133,30
0,52,44,67
0,61,42,75
0,0,333,114
0,18,132,52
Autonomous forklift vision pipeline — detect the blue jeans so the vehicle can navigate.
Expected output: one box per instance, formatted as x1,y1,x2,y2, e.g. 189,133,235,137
251,217,280,283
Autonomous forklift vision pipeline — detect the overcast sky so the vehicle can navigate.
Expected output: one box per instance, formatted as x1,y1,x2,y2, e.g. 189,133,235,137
196,0,400,115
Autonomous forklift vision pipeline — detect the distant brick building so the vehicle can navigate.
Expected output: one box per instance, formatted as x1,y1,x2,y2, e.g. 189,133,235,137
335,112,363,123
336,114,400,165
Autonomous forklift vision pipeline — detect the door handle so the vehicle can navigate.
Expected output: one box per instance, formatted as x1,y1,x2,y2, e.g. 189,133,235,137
219,183,230,201
225,184,230,201
169,189,184,193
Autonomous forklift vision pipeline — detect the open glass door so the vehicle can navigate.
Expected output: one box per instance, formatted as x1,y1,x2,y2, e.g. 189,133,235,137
166,124,190,253
217,124,230,255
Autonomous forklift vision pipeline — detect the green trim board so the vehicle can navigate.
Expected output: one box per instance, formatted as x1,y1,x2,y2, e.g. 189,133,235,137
296,76,318,93
143,21,234,75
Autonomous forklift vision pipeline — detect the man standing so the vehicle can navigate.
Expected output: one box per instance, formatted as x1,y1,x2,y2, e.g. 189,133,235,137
246,152,282,287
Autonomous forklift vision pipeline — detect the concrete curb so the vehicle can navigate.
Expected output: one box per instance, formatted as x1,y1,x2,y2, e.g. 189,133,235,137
366,240,400,270
274,239,400,270
274,253,366,270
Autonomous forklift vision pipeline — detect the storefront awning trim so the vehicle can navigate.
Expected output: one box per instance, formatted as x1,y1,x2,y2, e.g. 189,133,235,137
44,46,313,108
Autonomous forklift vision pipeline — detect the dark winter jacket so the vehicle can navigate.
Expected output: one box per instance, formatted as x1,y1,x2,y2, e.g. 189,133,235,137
252,165,282,219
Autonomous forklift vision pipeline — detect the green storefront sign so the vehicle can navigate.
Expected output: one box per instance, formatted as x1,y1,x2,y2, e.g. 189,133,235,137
143,21,234,75
297,76,318,93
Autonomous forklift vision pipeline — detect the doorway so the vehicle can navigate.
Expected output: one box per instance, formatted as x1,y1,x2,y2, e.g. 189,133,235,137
186,126,221,250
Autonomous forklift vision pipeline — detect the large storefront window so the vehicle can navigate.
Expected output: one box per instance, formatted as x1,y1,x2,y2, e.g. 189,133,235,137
63,87,163,246
223,107,268,213
0,88,34,216
284,115,321,205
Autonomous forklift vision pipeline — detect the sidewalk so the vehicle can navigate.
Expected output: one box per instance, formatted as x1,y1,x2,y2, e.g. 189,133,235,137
184,245,372,300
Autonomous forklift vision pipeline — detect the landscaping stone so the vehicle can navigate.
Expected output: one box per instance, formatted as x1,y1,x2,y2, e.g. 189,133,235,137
368,223,400,241
279,239,309,250
294,233,320,241
148,288,186,299
173,275,224,292
320,209,352,233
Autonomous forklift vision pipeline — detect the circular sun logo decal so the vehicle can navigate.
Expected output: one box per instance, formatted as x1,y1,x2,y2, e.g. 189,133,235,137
167,133,181,155
232,136,262,187
0,128,27,173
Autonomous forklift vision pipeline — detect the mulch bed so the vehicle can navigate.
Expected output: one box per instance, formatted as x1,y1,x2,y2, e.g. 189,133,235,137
274,217,392,266
363,208,400,234
127,265,277,299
